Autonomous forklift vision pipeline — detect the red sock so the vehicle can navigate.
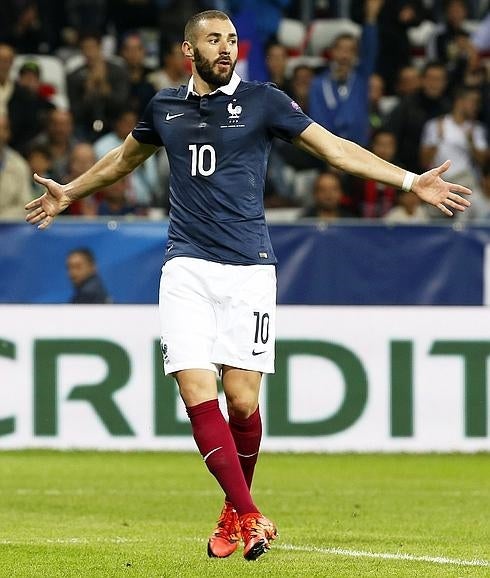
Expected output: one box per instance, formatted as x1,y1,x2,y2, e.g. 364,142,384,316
228,407,262,489
186,399,259,516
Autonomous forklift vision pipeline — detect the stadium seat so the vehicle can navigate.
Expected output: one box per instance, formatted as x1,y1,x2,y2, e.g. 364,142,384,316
306,18,361,56
11,54,68,109
277,18,307,55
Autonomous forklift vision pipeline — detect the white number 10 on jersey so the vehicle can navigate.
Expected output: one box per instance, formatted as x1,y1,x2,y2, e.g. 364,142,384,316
189,144,216,176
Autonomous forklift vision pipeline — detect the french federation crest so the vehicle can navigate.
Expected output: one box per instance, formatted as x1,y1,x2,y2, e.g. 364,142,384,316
227,99,242,120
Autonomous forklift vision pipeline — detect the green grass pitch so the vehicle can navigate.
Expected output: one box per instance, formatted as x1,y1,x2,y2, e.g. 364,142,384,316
0,451,488,577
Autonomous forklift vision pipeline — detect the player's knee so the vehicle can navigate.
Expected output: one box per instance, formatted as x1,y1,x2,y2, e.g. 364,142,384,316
226,395,257,419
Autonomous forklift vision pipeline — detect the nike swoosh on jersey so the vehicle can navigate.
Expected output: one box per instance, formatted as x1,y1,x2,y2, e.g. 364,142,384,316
252,350,266,356
166,112,184,120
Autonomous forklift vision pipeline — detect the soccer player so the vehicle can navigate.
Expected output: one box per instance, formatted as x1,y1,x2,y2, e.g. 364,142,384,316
25,10,471,561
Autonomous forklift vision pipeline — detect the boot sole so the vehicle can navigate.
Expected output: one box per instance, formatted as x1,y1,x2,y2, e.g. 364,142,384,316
244,538,270,561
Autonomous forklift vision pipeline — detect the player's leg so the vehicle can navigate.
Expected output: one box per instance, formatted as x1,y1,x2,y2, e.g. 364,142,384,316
221,366,277,560
222,366,262,491
209,262,278,560
176,368,259,558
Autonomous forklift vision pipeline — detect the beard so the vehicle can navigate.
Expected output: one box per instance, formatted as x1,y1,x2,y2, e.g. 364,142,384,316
194,47,236,87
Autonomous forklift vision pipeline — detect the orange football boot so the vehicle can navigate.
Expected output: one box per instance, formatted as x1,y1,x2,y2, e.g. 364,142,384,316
239,512,278,561
207,501,241,558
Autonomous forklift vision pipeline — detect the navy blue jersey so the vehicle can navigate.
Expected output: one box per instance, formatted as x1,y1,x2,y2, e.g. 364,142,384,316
132,72,313,265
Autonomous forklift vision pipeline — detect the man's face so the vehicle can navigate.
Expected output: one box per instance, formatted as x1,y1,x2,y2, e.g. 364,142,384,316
266,44,288,77
66,253,95,286
459,92,480,119
49,110,73,141
189,18,238,87
330,37,357,71
372,133,396,162
80,38,102,64
422,67,447,99
397,66,420,96
314,174,343,210
70,144,96,177
121,35,145,67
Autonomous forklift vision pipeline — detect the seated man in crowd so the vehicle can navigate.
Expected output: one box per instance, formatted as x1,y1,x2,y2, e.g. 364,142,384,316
420,86,487,199
67,32,130,141
347,129,400,218
0,114,32,218
302,171,353,220
66,247,112,304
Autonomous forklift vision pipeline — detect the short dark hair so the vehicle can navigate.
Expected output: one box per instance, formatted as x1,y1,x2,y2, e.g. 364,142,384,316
331,33,358,50
422,60,446,75
79,31,102,45
184,10,230,44
68,248,96,264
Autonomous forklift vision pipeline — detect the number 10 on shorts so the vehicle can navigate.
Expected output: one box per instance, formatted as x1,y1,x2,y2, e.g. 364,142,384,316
253,311,270,344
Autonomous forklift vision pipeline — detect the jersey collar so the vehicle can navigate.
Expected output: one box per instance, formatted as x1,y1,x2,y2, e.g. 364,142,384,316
185,71,241,98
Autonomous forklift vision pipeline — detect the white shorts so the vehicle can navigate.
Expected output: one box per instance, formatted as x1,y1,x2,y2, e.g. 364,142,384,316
159,257,276,375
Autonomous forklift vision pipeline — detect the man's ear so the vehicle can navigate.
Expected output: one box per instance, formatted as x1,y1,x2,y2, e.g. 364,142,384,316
182,40,194,61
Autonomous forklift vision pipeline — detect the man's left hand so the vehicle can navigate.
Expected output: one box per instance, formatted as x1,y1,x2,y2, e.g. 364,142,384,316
412,160,472,216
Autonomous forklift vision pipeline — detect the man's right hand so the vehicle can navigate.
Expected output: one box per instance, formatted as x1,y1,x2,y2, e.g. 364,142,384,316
25,174,72,229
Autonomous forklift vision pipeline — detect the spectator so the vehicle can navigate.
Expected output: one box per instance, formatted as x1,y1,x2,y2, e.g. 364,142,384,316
0,114,32,218
427,0,479,90
97,177,146,217
302,172,353,220
348,129,400,218
9,1,48,54
265,42,291,93
395,65,421,98
67,32,130,141
16,61,55,116
119,31,156,116
0,42,45,152
25,143,53,197
147,39,189,91
29,108,78,183
63,142,98,216
93,108,159,207
66,247,112,304
368,73,390,133
289,63,314,114
352,0,427,95
420,86,488,193
384,189,430,223
387,61,450,173
309,0,383,146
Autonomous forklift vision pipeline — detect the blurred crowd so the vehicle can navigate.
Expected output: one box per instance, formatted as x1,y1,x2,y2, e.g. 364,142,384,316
0,0,489,223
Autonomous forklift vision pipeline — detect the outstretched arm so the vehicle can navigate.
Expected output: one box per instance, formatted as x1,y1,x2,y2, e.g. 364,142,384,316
294,123,471,216
25,134,159,229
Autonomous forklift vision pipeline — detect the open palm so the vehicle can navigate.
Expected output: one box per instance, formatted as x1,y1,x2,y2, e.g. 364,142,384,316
413,160,472,216
25,174,72,229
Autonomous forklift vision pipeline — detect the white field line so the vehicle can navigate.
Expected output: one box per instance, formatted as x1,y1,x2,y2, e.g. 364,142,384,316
277,543,489,568
0,537,142,545
0,536,488,569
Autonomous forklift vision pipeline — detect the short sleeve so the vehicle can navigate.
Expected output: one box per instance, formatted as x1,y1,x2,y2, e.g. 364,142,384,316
131,97,164,147
263,84,313,142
